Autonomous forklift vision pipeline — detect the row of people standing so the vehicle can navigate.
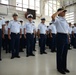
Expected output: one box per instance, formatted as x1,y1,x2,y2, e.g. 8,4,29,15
1,13,76,61
0,13,37,60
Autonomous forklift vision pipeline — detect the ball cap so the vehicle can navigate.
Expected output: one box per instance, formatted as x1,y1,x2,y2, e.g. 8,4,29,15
41,18,46,20
12,13,18,16
57,8,67,12
27,14,33,18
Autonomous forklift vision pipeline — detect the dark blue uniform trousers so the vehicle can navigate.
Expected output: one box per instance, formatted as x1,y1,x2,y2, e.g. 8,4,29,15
0,30,2,59
20,34,25,51
51,34,56,52
5,35,11,53
11,33,20,57
73,34,76,48
26,33,34,55
68,34,72,49
40,34,46,54
33,35,36,51
56,33,68,70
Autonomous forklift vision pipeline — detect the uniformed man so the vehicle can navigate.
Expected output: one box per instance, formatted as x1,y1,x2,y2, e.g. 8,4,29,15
8,13,22,59
0,17,5,61
38,18,47,54
48,23,57,52
52,8,70,74
19,20,24,52
4,21,11,53
24,14,35,57
68,23,72,49
72,23,76,48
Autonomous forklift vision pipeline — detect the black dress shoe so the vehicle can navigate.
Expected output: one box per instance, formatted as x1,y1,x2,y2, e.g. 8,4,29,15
43,52,47,54
58,70,66,74
51,51,55,53
20,50,24,52
30,54,35,56
11,57,14,59
40,53,43,55
0,58,2,61
26,55,29,57
15,56,20,58
33,50,36,51
64,69,70,73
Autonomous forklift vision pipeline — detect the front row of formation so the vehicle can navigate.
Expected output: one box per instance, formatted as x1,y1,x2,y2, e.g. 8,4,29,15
0,13,76,59
0,8,76,74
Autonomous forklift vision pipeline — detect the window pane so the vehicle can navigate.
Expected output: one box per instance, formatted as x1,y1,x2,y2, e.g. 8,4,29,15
23,0,28,5
36,1,40,7
30,0,34,6
16,0,22,11
23,4,28,8
16,3,22,10
23,0,28,10
1,0,8,4
45,2,48,16
45,0,60,16
36,7,40,14
65,12,74,24
16,0,22,3
29,0,35,9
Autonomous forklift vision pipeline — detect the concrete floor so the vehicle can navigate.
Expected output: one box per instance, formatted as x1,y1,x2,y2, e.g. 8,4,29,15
0,45,76,75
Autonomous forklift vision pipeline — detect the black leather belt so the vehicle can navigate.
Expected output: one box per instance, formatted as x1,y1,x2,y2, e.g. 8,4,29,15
11,32,19,35
57,33,67,35
26,33,33,35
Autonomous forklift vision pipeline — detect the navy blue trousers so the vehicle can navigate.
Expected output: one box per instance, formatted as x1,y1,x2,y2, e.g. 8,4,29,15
20,34,25,51
51,34,56,51
33,35,36,51
0,30,2,59
56,33,68,70
73,34,76,48
46,34,49,46
26,33,34,55
40,34,46,53
5,35,11,53
11,33,20,57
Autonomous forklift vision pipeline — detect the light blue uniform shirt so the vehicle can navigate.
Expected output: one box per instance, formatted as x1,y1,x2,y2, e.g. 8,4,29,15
24,21,34,34
38,23,47,34
0,17,5,29
8,20,21,33
53,16,69,34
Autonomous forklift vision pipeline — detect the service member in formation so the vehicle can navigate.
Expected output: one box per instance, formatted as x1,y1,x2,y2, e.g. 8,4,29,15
24,14,35,57
48,23,57,52
38,18,47,54
52,8,70,74
8,13,22,59
0,17,5,61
